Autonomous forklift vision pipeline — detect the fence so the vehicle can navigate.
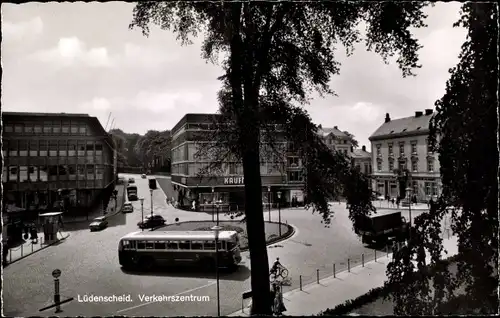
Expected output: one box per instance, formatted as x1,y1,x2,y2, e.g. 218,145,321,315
279,218,454,294
4,232,70,266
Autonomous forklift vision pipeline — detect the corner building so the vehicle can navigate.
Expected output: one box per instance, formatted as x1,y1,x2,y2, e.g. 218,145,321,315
369,109,441,201
170,113,308,211
2,112,116,216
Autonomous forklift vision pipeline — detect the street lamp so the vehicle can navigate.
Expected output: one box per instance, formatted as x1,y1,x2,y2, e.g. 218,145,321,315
216,200,220,226
267,186,271,222
139,198,145,232
150,189,154,216
212,187,215,222
57,189,63,212
405,187,412,242
277,191,282,236
211,225,222,317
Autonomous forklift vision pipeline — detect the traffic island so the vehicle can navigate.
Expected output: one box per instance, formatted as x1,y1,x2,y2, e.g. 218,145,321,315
159,220,294,251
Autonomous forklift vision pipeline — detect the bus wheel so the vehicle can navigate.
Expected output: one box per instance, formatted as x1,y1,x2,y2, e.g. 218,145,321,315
139,257,155,271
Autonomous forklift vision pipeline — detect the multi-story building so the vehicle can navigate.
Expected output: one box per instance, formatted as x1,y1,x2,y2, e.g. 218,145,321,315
351,145,372,176
317,125,353,156
369,109,441,201
170,113,305,210
2,112,116,216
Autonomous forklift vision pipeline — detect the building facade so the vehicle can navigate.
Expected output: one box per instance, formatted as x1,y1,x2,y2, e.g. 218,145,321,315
317,125,353,156
2,112,116,215
351,145,372,176
369,109,441,201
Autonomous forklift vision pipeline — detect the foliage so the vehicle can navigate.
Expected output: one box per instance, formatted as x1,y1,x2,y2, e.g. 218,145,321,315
130,1,429,315
386,2,498,315
109,129,143,167
133,130,172,169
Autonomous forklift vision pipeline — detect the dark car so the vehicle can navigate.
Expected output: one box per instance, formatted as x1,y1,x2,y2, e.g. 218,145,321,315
141,174,147,179
128,178,135,184
89,216,108,231
137,214,166,229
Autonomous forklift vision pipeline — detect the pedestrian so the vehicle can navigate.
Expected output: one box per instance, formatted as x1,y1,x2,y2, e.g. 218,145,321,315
191,200,196,211
391,198,395,207
166,198,170,206
396,198,400,209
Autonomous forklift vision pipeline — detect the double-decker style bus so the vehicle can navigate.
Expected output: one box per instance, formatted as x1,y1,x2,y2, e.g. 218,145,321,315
127,185,138,201
118,230,242,271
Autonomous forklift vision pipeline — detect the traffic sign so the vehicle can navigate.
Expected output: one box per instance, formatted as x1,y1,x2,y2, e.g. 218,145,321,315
52,269,61,278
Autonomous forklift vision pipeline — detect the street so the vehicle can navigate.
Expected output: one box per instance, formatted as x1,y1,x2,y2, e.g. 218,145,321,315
3,174,438,317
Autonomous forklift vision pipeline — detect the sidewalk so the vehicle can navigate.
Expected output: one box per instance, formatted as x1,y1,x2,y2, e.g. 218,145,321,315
4,230,70,266
372,201,430,211
230,235,459,316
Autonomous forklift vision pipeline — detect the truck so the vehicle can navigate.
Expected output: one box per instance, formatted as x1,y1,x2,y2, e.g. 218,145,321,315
354,211,409,245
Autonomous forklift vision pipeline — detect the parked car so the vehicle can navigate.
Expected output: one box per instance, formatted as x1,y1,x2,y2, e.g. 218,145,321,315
122,202,134,213
128,178,135,184
89,216,108,231
141,174,147,179
137,214,166,229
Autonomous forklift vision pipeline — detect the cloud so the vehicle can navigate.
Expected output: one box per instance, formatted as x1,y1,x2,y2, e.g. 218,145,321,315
120,43,181,67
80,97,112,111
2,17,43,40
31,37,113,67
133,90,205,114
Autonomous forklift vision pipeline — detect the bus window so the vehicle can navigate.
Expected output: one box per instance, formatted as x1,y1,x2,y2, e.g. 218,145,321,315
179,241,191,250
227,241,237,250
167,242,178,249
155,242,166,249
217,241,223,250
145,242,154,249
137,241,146,249
191,241,203,250
204,241,215,250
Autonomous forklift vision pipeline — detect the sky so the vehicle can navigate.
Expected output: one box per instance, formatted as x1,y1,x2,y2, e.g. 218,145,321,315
1,2,467,149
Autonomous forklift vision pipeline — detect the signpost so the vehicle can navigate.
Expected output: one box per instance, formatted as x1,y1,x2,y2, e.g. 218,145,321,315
52,269,62,313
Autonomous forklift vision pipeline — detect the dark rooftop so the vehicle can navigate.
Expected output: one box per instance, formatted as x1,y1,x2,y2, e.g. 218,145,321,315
369,113,434,140
3,112,90,117
351,148,371,159
317,126,349,139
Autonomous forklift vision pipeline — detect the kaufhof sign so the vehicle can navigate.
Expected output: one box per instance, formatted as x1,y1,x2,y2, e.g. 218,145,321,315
223,177,244,185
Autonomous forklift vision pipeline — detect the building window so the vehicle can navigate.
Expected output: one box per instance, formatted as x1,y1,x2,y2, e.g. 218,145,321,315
29,140,38,157
228,162,237,175
79,125,87,135
68,141,77,156
62,121,70,134
39,140,48,156
412,160,418,172
49,140,58,156
388,159,394,171
427,159,434,172
411,141,417,154
78,141,86,156
86,165,95,179
425,182,431,196
59,140,67,157
399,142,405,156
70,123,78,134
43,123,52,134
8,140,18,157
39,166,48,181
376,144,381,157
34,124,42,134
288,157,300,167
426,139,432,153
19,166,29,182
58,165,68,181
68,165,77,180
432,183,438,196
377,160,382,171
9,166,18,182
19,140,28,157
25,124,33,134
53,121,61,134
29,166,38,181
5,125,13,133
388,143,393,156
412,181,418,195
14,124,23,133
96,165,104,180
2,140,8,158
398,161,406,171
288,171,303,182
48,165,58,182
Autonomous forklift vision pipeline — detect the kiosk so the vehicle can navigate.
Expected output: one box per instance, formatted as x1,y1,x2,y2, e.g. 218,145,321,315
39,212,63,244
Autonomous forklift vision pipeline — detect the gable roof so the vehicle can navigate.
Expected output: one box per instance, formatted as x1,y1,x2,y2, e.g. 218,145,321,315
369,113,434,141
351,148,371,159
317,127,349,139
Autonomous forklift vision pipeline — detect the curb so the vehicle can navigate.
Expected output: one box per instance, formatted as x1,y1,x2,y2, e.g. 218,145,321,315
5,233,71,266
64,186,126,223
158,220,295,252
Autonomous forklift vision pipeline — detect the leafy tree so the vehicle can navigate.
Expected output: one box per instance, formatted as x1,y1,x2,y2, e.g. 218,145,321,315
109,129,144,167
385,3,498,314
131,1,429,314
134,130,172,170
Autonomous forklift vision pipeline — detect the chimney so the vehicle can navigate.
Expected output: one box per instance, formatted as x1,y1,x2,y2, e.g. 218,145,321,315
415,111,423,117
425,109,433,115
385,113,391,123
334,126,338,129
362,145,366,152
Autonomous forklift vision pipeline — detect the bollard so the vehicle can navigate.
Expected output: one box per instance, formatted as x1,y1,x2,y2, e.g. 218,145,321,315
333,263,336,278
299,275,302,291
374,249,377,262
316,269,319,284
348,258,350,272
362,253,364,267
32,241,34,253
9,248,12,263
21,243,23,257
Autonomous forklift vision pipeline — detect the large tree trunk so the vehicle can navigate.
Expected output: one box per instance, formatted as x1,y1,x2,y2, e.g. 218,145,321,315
242,135,271,316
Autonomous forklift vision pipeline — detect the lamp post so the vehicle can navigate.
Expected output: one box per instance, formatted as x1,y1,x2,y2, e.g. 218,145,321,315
150,189,154,216
405,187,412,242
211,187,215,222
139,198,145,231
277,191,282,236
216,200,220,226
57,189,63,212
211,225,222,317
267,186,271,222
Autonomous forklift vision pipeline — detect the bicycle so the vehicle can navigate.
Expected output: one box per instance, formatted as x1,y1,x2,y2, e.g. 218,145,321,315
270,264,289,281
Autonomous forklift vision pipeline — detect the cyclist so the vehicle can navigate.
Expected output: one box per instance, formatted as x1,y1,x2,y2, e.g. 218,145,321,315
270,257,282,277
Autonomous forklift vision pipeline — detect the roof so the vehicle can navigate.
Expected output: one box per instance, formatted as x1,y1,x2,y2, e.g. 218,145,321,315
317,127,349,139
351,148,371,159
171,113,220,135
369,113,434,141
3,112,89,118
121,230,238,241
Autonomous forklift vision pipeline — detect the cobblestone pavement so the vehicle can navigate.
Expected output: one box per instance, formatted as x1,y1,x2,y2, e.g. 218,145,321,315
3,174,451,317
